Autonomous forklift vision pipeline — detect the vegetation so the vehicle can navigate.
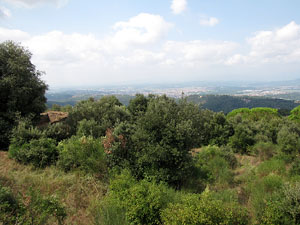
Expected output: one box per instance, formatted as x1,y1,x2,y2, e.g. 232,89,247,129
0,41,48,149
187,94,299,114
3,41,300,224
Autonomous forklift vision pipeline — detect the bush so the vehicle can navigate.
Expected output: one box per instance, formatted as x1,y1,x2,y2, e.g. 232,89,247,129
9,137,58,168
43,122,72,143
194,146,236,188
106,96,208,188
277,126,300,154
289,158,300,176
66,96,130,136
0,184,23,224
0,185,66,225
289,105,300,122
57,136,107,175
207,112,234,146
228,121,256,153
98,171,176,225
248,174,284,221
124,180,175,225
94,197,128,225
104,121,137,169
22,188,66,225
77,119,103,138
161,190,249,225
9,118,44,148
256,158,286,177
260,182,300,225
251,142,277,160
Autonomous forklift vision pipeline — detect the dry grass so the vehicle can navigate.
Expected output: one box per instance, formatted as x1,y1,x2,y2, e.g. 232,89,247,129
0,151,107,225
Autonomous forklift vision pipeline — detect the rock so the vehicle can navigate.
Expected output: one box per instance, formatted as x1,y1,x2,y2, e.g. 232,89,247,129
40,111,69,125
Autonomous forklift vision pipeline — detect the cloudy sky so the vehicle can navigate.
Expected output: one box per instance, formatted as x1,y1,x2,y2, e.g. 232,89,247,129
1,0,300,87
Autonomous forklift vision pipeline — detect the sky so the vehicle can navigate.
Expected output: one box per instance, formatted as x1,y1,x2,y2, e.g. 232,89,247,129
0,0,300,87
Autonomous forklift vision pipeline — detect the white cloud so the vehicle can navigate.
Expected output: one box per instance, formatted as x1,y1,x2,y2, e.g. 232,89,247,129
2,20,300,86
3,0,69,8
163,40,238,66
24,31,105,67
171,0,187,15
0,13,172,85
230,21,300,64
110,13,173,50
0,6,11,18
0,27,30,42
199,17,219,27
114,49,165,66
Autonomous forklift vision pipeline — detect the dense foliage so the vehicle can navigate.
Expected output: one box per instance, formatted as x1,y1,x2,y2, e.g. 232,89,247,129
0,184,66,224
187,94,299,114
4,86,300,224
0,41,48,149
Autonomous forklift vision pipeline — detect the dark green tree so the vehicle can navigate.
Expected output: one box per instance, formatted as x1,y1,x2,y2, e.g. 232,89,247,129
127,93,149,118
107,95,213,188
66,95,130,136
0,41,47,149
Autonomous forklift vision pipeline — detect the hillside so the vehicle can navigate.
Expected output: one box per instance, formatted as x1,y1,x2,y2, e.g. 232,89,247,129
47,92,300,114
3,94,300,224
187,95,300,113
0,151,106,225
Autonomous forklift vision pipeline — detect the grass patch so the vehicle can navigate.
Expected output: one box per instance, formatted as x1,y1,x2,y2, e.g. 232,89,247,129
0,151,107,225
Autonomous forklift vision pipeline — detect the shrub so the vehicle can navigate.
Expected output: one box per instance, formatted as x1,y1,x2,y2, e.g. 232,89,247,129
228,121,256,153
251,142,277,160
161,190,249,225
289,158,300,176
94,197,128,225
227,107,278,121
256,158,286,177
121,96,216,188
205,112,234,147
289,105,300,122
277,126,300,154
77,119,103,138
9,137,58,168
22,188,66,225
93,171,133,225
57,136,107,175
98,171,176,225
248,174,284,221
66,96,130,136
260,182,300,225
123,180,175,225
194,146,236,188
104,122,137,169
0,184,23,224
43,122,72,143
9,118,44,148
0,185,66,225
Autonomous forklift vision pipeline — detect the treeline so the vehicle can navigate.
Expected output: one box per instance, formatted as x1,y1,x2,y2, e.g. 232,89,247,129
2,93,300,224
187,94,300,114
47,94,300,116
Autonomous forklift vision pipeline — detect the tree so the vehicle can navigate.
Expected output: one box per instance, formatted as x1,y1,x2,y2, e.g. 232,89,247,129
289,105,300,122
107,95,211,188
0,41,48,149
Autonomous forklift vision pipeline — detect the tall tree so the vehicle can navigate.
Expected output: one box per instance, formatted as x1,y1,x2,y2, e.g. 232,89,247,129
0,41,48,149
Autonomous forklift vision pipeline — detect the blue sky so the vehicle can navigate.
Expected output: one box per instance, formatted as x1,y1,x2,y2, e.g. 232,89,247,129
0,0,300,87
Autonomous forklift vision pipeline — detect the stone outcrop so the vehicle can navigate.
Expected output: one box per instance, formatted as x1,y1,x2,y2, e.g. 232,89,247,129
40,111,69,125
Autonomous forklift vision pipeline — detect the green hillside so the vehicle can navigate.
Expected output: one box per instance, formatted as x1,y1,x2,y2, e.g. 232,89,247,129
187,94,300,113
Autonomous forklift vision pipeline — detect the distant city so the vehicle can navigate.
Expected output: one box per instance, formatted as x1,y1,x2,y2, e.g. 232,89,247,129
47,79,300,104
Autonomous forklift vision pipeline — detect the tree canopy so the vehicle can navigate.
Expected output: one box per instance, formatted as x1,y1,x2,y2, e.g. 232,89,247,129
0,41,48,149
